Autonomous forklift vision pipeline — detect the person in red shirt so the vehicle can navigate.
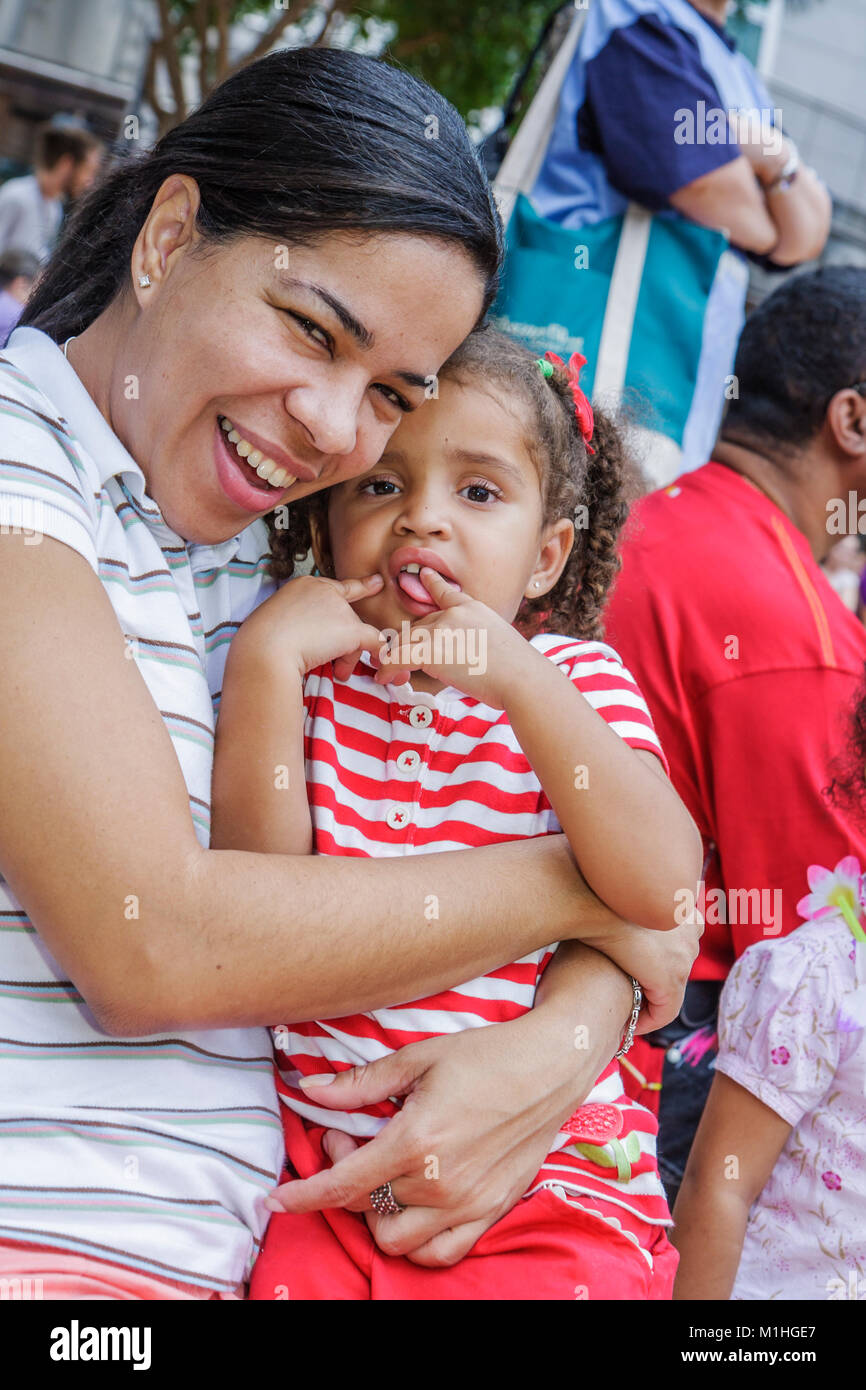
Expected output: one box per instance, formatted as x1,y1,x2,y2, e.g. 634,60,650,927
605,265,866,1204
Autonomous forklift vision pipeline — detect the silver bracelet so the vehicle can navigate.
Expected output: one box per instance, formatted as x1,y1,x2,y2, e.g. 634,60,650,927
614,977,642,1058
765,141,800,193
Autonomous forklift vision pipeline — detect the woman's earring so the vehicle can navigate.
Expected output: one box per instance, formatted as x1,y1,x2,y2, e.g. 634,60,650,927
138,274,151,288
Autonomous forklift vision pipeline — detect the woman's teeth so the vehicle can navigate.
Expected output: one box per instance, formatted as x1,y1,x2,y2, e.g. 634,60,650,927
219,416,295,489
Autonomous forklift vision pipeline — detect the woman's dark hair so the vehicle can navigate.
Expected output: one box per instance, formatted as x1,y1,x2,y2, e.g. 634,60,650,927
23,47,502,342
268,326,642,641
722,266,866,454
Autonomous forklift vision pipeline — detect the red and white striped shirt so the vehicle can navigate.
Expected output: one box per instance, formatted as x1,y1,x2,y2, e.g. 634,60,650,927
273,633,673,1239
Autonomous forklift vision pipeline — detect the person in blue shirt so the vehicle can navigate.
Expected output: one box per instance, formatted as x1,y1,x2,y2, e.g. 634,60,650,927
532,0,831,473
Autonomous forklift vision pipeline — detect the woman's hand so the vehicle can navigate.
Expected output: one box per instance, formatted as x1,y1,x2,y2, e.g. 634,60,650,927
265,1006,604,1267
233,572,387,682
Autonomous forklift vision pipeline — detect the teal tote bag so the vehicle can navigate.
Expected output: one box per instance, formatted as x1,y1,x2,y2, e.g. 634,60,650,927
489,7,731,467
490,193,728,449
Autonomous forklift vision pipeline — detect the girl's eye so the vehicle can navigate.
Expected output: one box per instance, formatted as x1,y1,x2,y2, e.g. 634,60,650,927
374,384,412,413
360,477,401,496
460,480,501,504
288,312,332,352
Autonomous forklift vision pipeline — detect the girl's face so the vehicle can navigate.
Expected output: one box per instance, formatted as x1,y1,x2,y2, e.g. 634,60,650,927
318,377,573,633
103,189,485,545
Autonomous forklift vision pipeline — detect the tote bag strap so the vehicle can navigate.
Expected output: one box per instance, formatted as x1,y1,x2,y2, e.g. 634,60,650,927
597,202,685,486
593,203,652,400
493,7,589,229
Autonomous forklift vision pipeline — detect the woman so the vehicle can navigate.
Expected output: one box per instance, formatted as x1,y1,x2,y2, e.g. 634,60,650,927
0,47,697,1299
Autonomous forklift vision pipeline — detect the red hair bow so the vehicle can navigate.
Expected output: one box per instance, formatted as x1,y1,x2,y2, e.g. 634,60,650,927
544,350,595,454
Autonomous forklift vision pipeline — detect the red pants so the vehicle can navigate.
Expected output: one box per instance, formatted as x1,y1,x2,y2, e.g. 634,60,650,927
249,1115,677,1301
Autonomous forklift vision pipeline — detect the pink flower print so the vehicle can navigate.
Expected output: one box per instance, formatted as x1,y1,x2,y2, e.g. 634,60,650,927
839,1139,861,1168
771,1045,790,1065
821,1171,842,1191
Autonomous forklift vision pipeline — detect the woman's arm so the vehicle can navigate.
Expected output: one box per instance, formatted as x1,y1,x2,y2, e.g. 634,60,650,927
264,930,697,1258
0,534,639,1035
672,1073,791,1299
270,926,695,1262
266,940,639,1257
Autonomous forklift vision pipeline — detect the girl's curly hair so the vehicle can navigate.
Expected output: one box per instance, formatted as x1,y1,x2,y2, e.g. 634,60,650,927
266,325,644,641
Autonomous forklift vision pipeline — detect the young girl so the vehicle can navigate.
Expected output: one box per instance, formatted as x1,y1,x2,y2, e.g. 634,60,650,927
673,856,866,1300
211,328,702,1300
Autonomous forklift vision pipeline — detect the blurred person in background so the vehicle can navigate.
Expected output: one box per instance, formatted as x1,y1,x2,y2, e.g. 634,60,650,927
823,535,864,615
0,250,39,346
605,266,866,1206
532,0,831,473
0,125,103,264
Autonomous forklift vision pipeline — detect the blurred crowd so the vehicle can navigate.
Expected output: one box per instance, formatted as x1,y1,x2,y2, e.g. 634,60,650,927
0,122,103,342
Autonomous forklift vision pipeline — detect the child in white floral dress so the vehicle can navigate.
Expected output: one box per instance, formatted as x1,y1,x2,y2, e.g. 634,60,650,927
673,856,866,1300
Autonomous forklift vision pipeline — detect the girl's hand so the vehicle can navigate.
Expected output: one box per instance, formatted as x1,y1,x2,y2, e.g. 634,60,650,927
591,914,703,1034
375,567,526,707
233,573,386,682
264,1011,597,1267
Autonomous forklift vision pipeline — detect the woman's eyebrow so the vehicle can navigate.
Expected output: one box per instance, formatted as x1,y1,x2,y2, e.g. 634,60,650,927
273,273,429,389
275,273,374,348
395,370,432,391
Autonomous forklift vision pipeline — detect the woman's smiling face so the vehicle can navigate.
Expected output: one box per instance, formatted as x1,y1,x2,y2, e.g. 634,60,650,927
101,181,486,544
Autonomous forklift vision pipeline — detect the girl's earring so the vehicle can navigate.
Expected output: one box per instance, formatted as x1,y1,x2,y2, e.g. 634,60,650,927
138,274,151,288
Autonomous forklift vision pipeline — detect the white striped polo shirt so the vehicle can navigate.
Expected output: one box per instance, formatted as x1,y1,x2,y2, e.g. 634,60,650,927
0,327,285,1292
274,640,674,1246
